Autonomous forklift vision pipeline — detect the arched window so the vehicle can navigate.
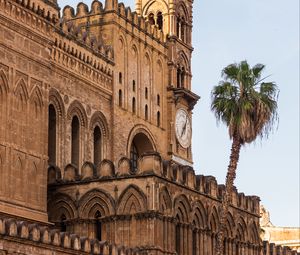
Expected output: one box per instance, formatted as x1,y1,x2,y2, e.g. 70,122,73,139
145,104,148,120
60,214,67,232
132,80,136,92
95,211,102,240
157,12,163,30
118,89,122,107
145,87,148,99
157,111,160,127
157,94,160,106
94,126,101,166
119,72,122,84
48,105,56,165
148,13,155,25
130,142,138,173
71,116,80,167
132,97,136,114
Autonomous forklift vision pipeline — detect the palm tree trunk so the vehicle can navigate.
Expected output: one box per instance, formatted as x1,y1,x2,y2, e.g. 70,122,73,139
216,134,242,255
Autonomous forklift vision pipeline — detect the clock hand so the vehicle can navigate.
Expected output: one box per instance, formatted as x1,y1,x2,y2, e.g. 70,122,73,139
181,117,188,137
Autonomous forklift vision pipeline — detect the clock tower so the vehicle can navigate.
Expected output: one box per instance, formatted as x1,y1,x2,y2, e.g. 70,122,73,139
136,0,200,166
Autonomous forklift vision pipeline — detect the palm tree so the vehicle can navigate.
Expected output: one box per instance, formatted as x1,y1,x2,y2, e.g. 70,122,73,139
211,60,278,255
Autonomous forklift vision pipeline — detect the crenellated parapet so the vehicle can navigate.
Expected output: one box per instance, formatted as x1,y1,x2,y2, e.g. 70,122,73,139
48,152,260,216
61,0,166,44
0,0,58,37
0,217,148,255
54,18,114,63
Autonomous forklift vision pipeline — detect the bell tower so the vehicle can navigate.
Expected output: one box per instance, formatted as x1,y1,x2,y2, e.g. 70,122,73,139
136,0,193,40
136,0,199,166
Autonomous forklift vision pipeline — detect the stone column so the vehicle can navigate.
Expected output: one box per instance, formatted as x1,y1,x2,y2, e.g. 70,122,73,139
203,230,209,255
187,225,192,255
207,232,212,255
228,239,232,255
199,230,204,255
196,230,200,255
232,240,236,255
170,218,176,254
180,224,184,255
167,219,171,252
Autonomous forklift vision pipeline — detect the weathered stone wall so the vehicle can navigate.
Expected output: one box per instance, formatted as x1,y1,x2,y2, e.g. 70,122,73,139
0,0,113,222
47,154,262,255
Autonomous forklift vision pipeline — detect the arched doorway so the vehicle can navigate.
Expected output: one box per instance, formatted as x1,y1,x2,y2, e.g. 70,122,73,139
129,132,155,173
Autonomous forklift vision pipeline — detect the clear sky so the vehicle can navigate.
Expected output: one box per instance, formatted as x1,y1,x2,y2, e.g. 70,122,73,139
58,0,300,227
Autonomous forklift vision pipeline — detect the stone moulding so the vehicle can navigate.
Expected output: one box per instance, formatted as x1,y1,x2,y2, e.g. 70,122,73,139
0,216,148,255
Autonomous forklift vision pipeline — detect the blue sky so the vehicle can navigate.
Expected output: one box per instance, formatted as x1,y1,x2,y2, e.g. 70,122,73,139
58,0,299,227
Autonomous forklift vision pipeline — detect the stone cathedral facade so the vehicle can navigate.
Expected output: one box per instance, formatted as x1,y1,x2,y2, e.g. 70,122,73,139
0,0,298,254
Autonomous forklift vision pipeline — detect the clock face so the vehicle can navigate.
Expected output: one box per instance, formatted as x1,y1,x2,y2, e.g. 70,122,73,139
175,108,192,148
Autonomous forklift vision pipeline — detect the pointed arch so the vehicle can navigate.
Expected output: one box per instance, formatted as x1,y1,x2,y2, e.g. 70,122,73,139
67,100,88,127
159,186,172,214
117,32,126,90
29,86,43,151
208,206,220,233
144,52,152,67
127,124,157,156
225,212,235,238
192,201,207,229
48,89,65,167
174,194,191,223
90,111,109,164
118,32,128,50
117,185,147,214
30,86,44,107
89,111,109,137
176,1,190,20
248,221,260,244
131,43,139,59
78,188,115,218
49,88,65,117
235,217,248,242
14,78,29,102
176,51,190,72
48,193,77,222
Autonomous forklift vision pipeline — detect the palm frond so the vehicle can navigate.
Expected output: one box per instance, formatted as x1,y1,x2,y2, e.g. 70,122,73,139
211,60,279,144
222,64,239,81
252,64,265,79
